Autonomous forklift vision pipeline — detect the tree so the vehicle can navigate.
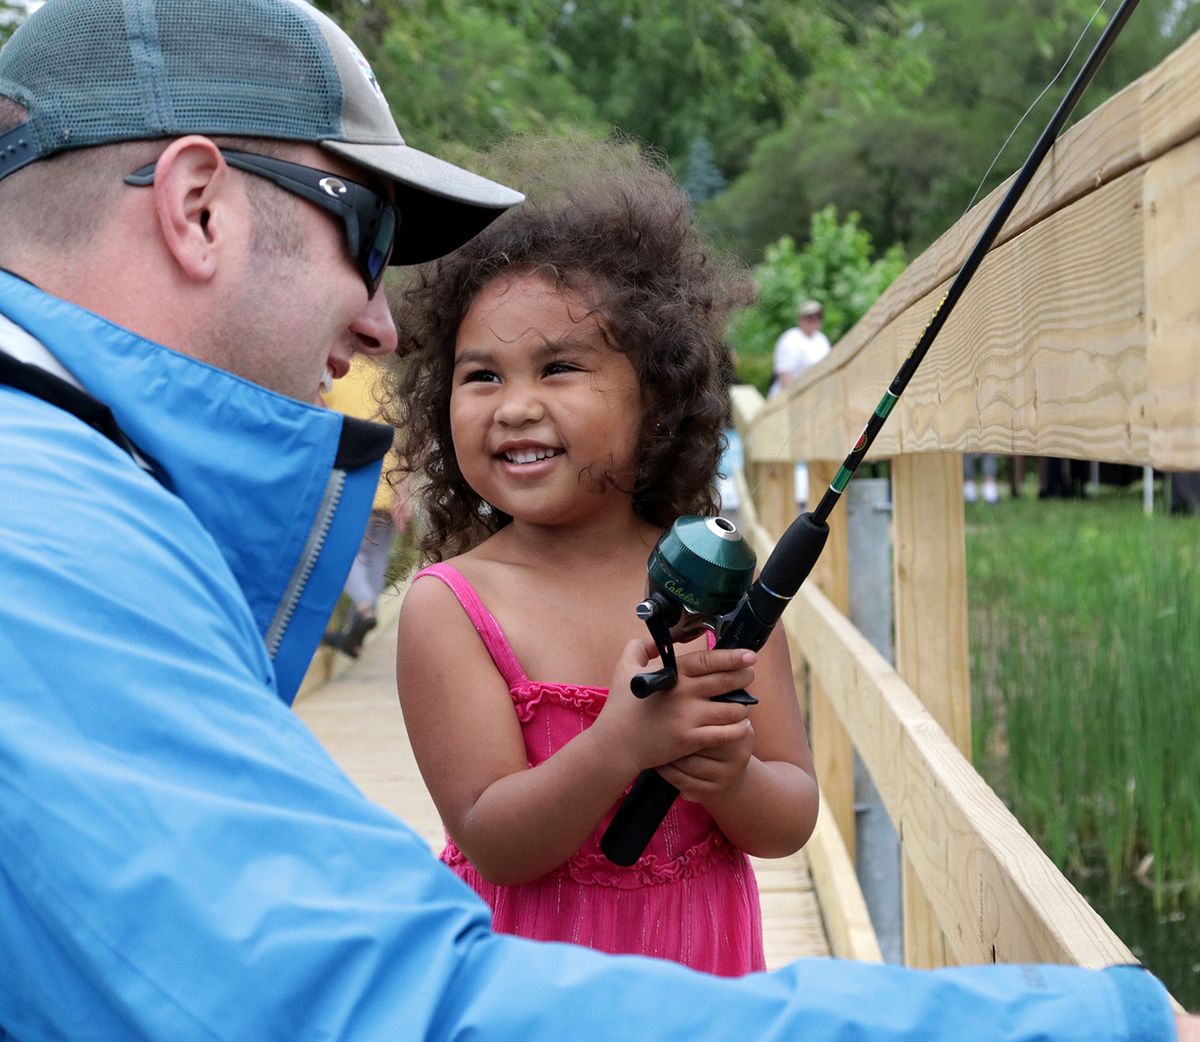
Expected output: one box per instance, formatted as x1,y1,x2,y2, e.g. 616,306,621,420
726,206,905,392
313,0,599,152
0,1,25,47
708,0,1200,263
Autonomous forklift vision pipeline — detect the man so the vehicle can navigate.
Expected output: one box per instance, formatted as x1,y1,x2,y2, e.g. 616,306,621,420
769,299,833,505
0,2,1193,1039
770,298,832,398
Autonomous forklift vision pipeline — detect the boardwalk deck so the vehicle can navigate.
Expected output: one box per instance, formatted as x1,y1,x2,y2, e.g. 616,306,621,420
295,588,831,969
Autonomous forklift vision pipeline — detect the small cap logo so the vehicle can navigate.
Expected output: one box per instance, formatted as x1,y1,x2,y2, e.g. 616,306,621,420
319,176,348,198
346,40,384,99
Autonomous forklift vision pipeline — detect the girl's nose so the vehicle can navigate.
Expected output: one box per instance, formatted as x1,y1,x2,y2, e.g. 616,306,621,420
493,385,545,427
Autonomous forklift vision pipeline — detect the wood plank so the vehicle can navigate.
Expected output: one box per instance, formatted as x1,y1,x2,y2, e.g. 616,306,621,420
748,169,1150,466
890,455,971,753
807,459,855,860
743,33,1200,473
804,789,884,963
1144,136,1200,469
735,502,883,964
891,453,970,968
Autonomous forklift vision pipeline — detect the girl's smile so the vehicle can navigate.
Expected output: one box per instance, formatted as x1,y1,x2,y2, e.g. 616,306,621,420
450,273,643,527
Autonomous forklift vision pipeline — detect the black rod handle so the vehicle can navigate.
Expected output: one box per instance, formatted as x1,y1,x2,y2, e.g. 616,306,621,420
600,513,829,864
599,769,681,867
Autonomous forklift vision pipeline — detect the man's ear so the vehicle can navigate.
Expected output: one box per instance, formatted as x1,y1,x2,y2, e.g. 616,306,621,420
149,136,235,284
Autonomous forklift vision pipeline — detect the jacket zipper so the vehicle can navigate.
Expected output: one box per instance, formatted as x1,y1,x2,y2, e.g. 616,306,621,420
264,468,347,657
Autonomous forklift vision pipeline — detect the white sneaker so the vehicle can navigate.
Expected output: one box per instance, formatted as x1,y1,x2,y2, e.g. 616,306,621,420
964,480,978,503
983,478,999,504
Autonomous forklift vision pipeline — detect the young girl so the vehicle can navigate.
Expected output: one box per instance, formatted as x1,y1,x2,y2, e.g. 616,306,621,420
385,142,818,977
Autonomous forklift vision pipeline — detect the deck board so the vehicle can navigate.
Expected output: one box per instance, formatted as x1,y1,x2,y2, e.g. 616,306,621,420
295,592,830,968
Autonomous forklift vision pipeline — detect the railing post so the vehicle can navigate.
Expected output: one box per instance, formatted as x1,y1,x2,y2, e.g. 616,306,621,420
807,458,854,859
890,452,971,968
846,478,903,964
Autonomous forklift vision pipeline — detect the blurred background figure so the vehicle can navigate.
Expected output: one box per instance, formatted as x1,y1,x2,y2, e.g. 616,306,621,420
769,299,830,399
964,453,999,504
770,299,831,507
322,359,413,658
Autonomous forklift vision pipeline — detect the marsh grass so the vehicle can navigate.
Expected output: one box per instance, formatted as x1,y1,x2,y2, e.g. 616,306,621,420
967,484,1200,904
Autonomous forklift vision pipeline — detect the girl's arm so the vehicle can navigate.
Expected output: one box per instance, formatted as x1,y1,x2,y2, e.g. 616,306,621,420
656,624,819,859
395,576,757,885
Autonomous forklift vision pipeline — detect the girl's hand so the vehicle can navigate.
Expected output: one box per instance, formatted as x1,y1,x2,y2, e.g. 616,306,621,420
657,718,756,803
590,638,756,781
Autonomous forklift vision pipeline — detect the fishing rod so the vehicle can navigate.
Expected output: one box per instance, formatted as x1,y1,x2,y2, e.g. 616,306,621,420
600,0,1143,867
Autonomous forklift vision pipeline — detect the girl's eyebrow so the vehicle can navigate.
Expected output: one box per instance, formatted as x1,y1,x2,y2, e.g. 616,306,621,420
452,349,494,369
453,338,600,369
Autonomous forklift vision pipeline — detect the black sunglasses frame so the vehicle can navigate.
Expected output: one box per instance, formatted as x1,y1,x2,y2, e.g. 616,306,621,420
124,149,399,298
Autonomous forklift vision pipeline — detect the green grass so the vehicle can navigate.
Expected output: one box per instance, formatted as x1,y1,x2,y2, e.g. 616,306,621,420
966,483,1200,904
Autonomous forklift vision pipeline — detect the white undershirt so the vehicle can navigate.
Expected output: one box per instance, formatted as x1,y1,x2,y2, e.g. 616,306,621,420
0,312,80,386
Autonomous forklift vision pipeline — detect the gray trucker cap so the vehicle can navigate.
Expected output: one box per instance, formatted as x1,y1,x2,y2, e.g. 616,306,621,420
0,0,523,263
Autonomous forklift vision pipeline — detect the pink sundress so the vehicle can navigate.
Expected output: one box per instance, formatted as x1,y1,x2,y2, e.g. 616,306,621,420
412,563,765,976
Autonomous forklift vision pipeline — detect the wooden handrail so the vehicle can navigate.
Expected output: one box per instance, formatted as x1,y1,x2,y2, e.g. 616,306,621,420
731,29,1198,992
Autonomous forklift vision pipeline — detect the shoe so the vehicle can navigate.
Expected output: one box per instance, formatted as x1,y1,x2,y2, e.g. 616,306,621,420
983,478,999,504
963,480,978,503
339,611,377,658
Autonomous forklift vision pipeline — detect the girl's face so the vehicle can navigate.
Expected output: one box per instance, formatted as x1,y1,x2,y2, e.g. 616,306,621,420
450,273,644,528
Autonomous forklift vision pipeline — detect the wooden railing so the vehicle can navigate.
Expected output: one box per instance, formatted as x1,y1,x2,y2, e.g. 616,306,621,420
732,29,1199,985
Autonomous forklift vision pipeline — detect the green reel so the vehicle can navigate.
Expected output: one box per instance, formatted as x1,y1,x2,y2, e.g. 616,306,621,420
632,515,756,697
647,515,757,620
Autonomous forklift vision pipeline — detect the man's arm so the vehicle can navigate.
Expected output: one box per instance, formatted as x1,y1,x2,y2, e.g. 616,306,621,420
0,406,1182,1042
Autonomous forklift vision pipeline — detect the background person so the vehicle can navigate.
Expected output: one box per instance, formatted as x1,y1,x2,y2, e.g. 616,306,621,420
321,356,415,657
770,298,832,505
770,298,832,398
0,1,1195,1039
964,452,1000,504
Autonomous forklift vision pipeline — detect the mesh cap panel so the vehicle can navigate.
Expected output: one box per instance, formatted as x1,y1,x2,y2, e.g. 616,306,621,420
0,0,341,151
0,0,522,262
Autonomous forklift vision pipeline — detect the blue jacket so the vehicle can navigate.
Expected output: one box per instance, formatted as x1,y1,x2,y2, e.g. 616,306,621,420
0,270,1176,1041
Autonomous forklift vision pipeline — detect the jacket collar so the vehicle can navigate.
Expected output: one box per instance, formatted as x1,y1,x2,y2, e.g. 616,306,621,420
0,269,391,702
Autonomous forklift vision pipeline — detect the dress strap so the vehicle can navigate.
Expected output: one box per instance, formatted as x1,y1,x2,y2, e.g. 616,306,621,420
410,563,529,688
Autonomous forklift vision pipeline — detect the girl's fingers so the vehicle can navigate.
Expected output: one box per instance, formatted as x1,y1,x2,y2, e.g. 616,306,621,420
675,648,756,677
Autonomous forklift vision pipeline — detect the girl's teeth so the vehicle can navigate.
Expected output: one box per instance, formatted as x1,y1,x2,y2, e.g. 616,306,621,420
506,448,559,464
320,369,334,395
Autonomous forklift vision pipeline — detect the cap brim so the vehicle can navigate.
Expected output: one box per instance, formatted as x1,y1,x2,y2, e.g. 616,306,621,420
323,140,523,265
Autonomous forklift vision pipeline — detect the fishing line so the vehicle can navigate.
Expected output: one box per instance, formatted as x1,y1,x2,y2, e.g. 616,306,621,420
745,0,1115,505
961,0,1112,218
602,0,1144,867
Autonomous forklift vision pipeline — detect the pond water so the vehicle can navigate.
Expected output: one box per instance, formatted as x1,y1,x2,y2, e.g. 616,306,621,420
1075,874,1200,1009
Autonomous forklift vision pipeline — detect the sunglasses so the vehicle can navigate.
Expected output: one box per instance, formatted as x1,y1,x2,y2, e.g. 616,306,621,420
125,149,399,298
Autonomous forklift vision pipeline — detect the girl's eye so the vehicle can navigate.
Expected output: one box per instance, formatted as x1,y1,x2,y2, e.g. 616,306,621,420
544,361,581,377
461,368,500,384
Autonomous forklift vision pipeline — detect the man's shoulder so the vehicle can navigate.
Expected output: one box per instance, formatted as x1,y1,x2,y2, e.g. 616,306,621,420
2,387,235,592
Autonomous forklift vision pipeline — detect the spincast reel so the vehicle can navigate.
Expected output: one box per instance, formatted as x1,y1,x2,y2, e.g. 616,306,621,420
631,515,757,704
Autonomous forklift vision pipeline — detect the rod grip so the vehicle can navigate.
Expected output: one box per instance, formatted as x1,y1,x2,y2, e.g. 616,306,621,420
599,769,680,866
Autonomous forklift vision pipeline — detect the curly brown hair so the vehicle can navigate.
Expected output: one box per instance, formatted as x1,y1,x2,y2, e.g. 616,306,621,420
380,136,751,563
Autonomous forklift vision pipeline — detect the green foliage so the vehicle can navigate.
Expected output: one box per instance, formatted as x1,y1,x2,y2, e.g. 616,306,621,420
0,0,25,46
315,0,599,150
725,206,905,391
712,0,1200,259
968,491,1200,902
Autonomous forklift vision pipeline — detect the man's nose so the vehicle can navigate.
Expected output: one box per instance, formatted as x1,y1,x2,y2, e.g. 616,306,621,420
350,286,399,357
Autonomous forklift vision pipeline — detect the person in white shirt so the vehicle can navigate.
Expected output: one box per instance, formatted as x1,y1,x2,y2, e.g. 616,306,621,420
770,299,831,399
769,299,832,505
